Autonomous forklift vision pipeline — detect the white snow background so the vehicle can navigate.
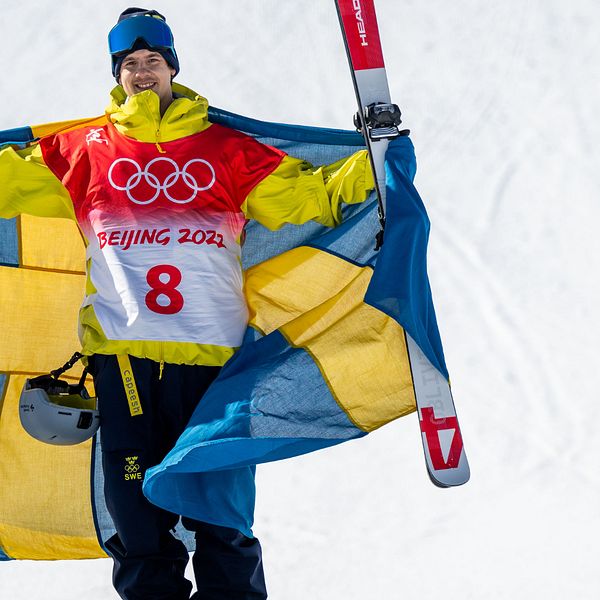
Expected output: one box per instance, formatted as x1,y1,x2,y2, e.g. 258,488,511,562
1,0,599,598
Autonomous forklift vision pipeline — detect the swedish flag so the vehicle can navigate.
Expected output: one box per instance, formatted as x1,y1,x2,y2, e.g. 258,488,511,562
0,110,447,554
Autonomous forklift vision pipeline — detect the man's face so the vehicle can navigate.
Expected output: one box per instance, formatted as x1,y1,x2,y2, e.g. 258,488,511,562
119,49,176,107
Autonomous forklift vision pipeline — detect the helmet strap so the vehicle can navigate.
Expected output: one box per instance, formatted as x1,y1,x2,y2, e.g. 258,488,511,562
50,352,84,380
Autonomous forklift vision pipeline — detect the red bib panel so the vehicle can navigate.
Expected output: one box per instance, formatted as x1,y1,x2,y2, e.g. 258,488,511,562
40,122,284,347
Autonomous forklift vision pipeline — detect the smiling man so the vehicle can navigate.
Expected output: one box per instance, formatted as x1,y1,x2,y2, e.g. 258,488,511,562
0,6,375,600
118,48,176,115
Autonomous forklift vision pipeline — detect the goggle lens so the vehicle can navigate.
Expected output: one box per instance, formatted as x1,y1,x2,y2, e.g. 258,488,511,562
108,16,174,55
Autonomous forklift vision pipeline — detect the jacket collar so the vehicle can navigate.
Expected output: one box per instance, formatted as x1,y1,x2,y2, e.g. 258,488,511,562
106,82,211,143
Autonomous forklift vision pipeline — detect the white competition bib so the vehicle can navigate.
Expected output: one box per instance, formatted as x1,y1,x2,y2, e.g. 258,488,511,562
86,213,248,347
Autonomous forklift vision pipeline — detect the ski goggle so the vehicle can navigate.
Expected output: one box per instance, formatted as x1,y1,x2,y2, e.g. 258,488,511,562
108,14,175,56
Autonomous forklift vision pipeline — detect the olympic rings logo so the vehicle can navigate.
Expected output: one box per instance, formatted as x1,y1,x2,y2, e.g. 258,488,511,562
108,157,216,205
124,464,140,473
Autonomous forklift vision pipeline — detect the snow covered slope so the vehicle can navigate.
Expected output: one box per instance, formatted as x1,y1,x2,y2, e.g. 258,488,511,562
1,1,599,598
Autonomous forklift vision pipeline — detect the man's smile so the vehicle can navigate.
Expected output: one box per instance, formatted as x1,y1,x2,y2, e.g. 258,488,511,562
135,81,156,91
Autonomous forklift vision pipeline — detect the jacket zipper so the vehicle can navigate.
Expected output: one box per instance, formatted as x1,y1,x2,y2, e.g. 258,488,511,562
155,128,166,154
158,342,165,380
154,100,178,154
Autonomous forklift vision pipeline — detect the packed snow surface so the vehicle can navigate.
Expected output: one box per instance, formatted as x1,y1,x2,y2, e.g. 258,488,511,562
1,1,598,598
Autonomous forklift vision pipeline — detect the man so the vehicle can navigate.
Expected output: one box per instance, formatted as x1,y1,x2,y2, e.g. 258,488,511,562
0,7,374,599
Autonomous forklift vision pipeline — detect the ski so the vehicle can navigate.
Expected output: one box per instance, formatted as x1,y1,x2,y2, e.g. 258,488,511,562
334,0,470,487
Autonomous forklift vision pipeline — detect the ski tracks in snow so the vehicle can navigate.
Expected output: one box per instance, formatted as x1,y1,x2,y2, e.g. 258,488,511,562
427,208,593,485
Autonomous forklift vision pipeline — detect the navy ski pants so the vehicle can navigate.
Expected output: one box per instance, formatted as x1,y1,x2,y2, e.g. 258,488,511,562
89,354,267,600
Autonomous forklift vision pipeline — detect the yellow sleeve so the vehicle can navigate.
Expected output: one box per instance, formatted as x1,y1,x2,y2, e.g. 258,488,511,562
241,149,374,231
0,143,75,220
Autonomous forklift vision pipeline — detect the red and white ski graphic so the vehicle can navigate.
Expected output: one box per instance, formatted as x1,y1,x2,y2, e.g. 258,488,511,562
405,335,469,487
335,0,392,218
335,0,470,487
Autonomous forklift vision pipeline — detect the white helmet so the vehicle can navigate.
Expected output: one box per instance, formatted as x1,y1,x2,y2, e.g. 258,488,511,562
19,356,100,446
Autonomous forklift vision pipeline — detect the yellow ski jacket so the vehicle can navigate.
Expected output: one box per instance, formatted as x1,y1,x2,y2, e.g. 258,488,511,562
0,83,374,367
